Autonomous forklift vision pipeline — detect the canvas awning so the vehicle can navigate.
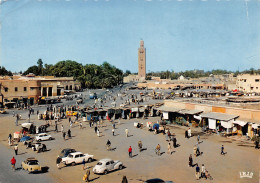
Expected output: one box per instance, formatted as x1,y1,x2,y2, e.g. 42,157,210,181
156,106,182,112
178,109,203,115
201,112,239,122
252,123,260,129
233,120,247,127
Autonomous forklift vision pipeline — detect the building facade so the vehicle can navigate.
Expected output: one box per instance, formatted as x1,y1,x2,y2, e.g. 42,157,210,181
236,74,260,93
138,40,146,79
0,75,80,106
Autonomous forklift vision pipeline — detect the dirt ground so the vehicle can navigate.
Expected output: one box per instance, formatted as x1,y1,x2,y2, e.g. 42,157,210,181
0,90,259,183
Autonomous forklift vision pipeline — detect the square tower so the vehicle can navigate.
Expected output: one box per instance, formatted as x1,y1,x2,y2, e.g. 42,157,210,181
138,40,146,79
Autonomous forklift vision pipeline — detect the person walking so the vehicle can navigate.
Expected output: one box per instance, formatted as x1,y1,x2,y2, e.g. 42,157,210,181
138,140,142,152
155,144,161,156
86,168,90,182
106,139,111,151
189,154,193,167
197,135,200,143
97,128,100,137
82,159,86,170
173,137,177,148
63,132,66,141
10,156,16,171
167,142,172,154
56,156,62,169
188,128,192,138
185,130,188,138
112,128,115,136
195,164,200,180
201,164,206,179
68,129,71,138
8,134,12,146
14,145,18,155
83,168,90,182
221,145,225,155
128,146,132,158
80,122,83,129
55,123,58,132
193,146,197,157
61,125,64,134
122,175,128,183
13,111,15,117
255,139,259,149
125,128,129,137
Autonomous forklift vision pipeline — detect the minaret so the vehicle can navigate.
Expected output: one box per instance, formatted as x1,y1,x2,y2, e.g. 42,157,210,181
138,40,146,79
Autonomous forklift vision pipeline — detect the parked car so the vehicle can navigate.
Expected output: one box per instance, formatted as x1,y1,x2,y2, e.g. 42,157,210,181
59,148,76,158
35,133,53,142
144,178,173,183
93,158,123,174
21,158,41,173
62,152,94,166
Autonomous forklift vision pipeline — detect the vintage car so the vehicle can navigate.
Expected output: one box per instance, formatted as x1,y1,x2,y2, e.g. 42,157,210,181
21,158,41,173
58,148,76,158
35,133,53,142
93,158,123,174
62,152,94,166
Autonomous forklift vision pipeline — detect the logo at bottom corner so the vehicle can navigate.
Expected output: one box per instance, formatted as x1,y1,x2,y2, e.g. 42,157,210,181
239,172,253,179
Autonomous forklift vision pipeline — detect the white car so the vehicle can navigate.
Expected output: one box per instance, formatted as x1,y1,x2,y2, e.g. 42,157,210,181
35,133,53,142
62,152,94,166
93,158,123,174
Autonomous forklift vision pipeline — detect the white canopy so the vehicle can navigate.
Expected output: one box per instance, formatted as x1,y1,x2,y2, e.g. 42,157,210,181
233,120,247,127
252,123,260,129
221,120,233,129
208,119,216,130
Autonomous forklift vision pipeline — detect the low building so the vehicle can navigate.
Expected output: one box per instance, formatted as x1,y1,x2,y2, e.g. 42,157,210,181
236,74,260,93
123,74,141,83
0,75,80,107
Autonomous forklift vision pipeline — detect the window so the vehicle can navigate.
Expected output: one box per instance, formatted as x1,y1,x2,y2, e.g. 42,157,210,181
244,79,247,82
15,87,18,92
4,88,8,92
106,162,110,165
30,87,34,91
251,87,254,90
256,87,258,89
255,79,259,82
24,87,27,91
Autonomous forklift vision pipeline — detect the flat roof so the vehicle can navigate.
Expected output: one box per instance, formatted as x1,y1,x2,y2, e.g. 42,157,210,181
201,112,239,121
156,106,182,112
178,109,203,115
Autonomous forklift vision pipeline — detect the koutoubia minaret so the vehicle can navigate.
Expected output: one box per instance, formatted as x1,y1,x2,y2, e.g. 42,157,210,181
138,40,146,79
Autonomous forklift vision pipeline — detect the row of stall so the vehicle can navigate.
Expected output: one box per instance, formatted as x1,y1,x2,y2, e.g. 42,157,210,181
156,105,260,138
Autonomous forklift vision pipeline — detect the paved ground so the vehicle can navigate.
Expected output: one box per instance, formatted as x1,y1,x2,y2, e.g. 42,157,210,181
0,86,259,183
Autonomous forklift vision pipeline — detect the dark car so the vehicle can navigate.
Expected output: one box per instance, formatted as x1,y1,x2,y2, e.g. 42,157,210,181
145,178,173,183
59,148,76,158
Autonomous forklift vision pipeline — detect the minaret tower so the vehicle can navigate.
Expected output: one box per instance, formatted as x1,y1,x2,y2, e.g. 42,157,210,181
138,40,146,79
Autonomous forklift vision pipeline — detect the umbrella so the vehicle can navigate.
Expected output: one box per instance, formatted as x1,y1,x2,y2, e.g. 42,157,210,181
153,123,159,130
20,136,31,142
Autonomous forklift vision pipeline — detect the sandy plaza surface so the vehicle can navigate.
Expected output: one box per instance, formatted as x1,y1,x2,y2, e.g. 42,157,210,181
0,87,259,183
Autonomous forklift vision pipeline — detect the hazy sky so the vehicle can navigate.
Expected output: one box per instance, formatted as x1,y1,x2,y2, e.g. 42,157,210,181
1,0,260,73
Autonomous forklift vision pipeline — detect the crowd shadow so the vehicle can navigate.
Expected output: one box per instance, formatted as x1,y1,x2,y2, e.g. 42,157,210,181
131,154,138,158
89,177,100,182
160,152,165,156
18,152,27,155
140,148,147,152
